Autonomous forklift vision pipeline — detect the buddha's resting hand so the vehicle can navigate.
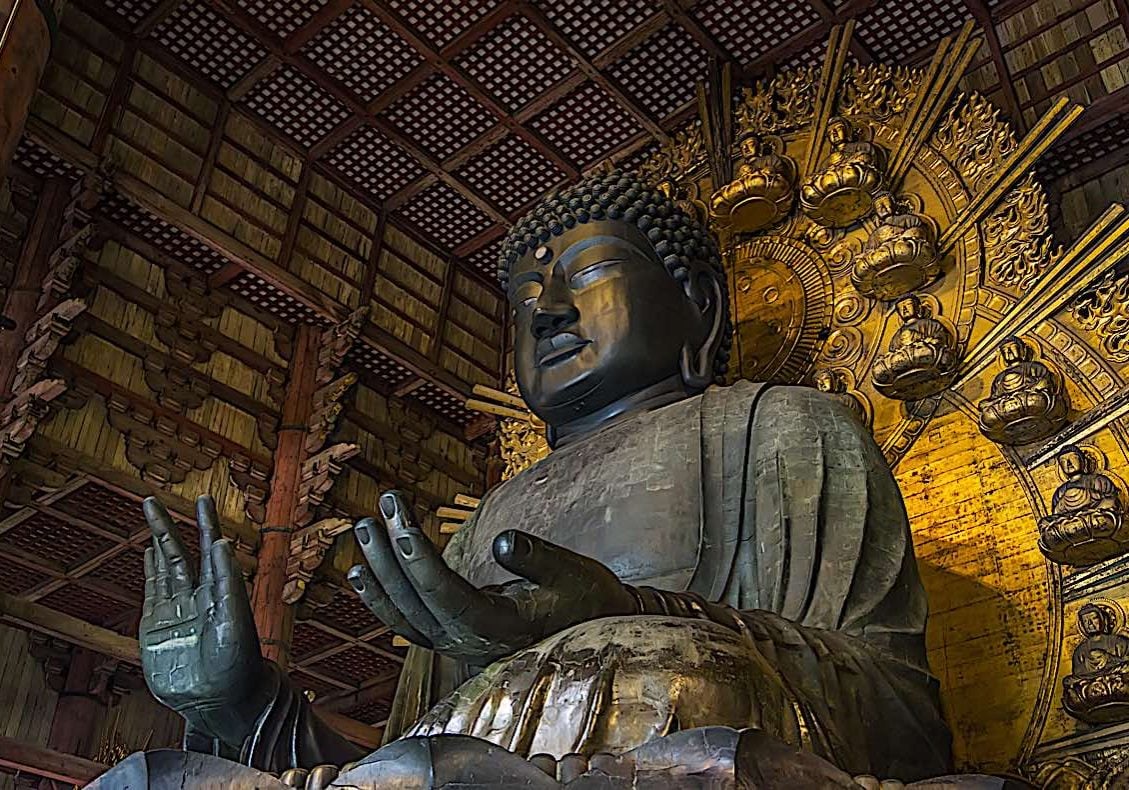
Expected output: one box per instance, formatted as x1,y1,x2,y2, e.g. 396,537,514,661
347,491,637,664
140,496,271,748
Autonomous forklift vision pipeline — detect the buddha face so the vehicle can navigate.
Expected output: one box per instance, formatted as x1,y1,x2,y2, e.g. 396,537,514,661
740,136,762,160
1080,607,1110,637
874,194,896,218
895,296,922,321
1000,338,1033,364
828,119,851,147
508,220,717,428
1060,447,1091,477
813,370,837,392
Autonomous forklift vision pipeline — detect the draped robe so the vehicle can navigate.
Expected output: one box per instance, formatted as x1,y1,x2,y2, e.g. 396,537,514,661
238,382,951,779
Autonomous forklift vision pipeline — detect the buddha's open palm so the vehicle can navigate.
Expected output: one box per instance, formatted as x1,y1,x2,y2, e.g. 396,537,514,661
140,496,263,741
347,491,637,665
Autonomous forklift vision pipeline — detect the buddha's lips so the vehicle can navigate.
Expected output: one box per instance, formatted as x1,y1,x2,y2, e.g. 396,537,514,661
536,333,590,367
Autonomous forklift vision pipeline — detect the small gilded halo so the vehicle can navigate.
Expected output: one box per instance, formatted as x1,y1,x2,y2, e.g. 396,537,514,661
534,245,553,264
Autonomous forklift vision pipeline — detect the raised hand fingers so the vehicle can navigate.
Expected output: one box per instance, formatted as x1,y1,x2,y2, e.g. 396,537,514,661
143,497,193,593
196,495,220,585
143,546,159,619
355,513,444,645
211,538,256,638
379,492,519,648
347,563,433,649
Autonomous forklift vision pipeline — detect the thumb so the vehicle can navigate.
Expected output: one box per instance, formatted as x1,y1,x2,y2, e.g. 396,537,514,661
492,530,618,591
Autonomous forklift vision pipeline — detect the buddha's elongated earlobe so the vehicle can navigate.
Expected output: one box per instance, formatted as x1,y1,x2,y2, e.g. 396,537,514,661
680,274,725,389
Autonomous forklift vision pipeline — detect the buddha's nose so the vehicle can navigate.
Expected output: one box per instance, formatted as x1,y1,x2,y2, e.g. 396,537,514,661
531,302,579,339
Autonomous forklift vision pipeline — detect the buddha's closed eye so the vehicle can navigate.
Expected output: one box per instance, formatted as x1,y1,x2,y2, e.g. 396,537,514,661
569,258,626,288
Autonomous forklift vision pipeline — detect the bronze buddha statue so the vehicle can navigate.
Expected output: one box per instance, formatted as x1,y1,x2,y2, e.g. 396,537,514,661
872,295,958,401
977,336,1068,446
1038,445,1128,567
95,172,1023,788
850,192,941,301
1062,603,1129,725
710,132,797,233
800,116,887,228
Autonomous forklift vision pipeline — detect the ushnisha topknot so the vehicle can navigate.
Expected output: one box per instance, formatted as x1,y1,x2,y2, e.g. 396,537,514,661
496,169,734,379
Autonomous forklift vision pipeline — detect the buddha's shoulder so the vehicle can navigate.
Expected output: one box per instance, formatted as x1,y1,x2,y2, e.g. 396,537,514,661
706,381,846,419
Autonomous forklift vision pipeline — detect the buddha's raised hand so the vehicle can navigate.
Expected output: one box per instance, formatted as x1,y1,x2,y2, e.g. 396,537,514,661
140,496,270,747
347,491,637,664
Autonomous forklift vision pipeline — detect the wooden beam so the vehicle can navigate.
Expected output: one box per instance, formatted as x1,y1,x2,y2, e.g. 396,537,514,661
314,709,384,750
0,591,140,664
0,735,107,785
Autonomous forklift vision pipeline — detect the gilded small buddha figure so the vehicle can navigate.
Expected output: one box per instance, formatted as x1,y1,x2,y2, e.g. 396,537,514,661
1038,445,1128,567
812,368,869,426
710,132,797,233
977,336,1068,446
800,116,887,228
1062,603,1129,725
872,295,958,401
850,192,941,300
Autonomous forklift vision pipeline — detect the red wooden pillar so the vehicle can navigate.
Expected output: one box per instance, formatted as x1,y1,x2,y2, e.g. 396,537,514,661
251,323,318,668
0,0,57,181
0,176,68,400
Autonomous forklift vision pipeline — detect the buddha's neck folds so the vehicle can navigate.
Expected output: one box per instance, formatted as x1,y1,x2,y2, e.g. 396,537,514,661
547,374,698,449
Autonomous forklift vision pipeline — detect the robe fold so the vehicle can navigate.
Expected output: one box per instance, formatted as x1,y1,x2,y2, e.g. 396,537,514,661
243,382,950,779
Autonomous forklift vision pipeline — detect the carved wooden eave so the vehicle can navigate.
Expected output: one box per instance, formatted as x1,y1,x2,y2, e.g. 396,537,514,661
11,298,86,396
0,378,67,475
281,517,352,605
41,224,103,309
106,393,222,487
295,443,360,527
155,268,227,367
229,453,270,525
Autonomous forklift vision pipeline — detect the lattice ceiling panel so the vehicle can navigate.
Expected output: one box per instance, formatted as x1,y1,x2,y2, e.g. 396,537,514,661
236,0,329,37
858,0,972,63
311,585,385,636
385,0,499,50
0,554,37,597
102,194,229,275
530,80,645,168
12,138,84,180
609,22,709,121
382,74,497,163
292,669,340,697
410,381,480,425
461,236,504,280
306,644,399,687
536,0,655,59
396,182,494,251
244,65,352,150
1040,112,1129,182
304,5,422,104
229,271,332,326
455,135,564,216
456,15,575,113
292,620,346,663
86,548,148,598
345,342,417,392
54,482,149,539
341,696,392,725
38,584,134,627
324,125,426,203
694,0,821,64
153,0,268,90
103,0,162,26
1,512,116,572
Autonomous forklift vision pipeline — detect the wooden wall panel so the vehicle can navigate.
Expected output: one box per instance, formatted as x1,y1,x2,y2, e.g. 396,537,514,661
28,8,121,149
0,626,57,789
1059,160,1129,237
111,55,218,208
291,173,373,308
200,112,299,258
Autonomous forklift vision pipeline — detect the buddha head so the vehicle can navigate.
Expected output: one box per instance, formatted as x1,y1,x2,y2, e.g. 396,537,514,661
894,294,925,322
827,117,854,148
1059,445,1094,478
999,336,1035,365
739,132,765,161
1079,603,1115,637
498,171,732,443
873,192,897,219
813,368,844,393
